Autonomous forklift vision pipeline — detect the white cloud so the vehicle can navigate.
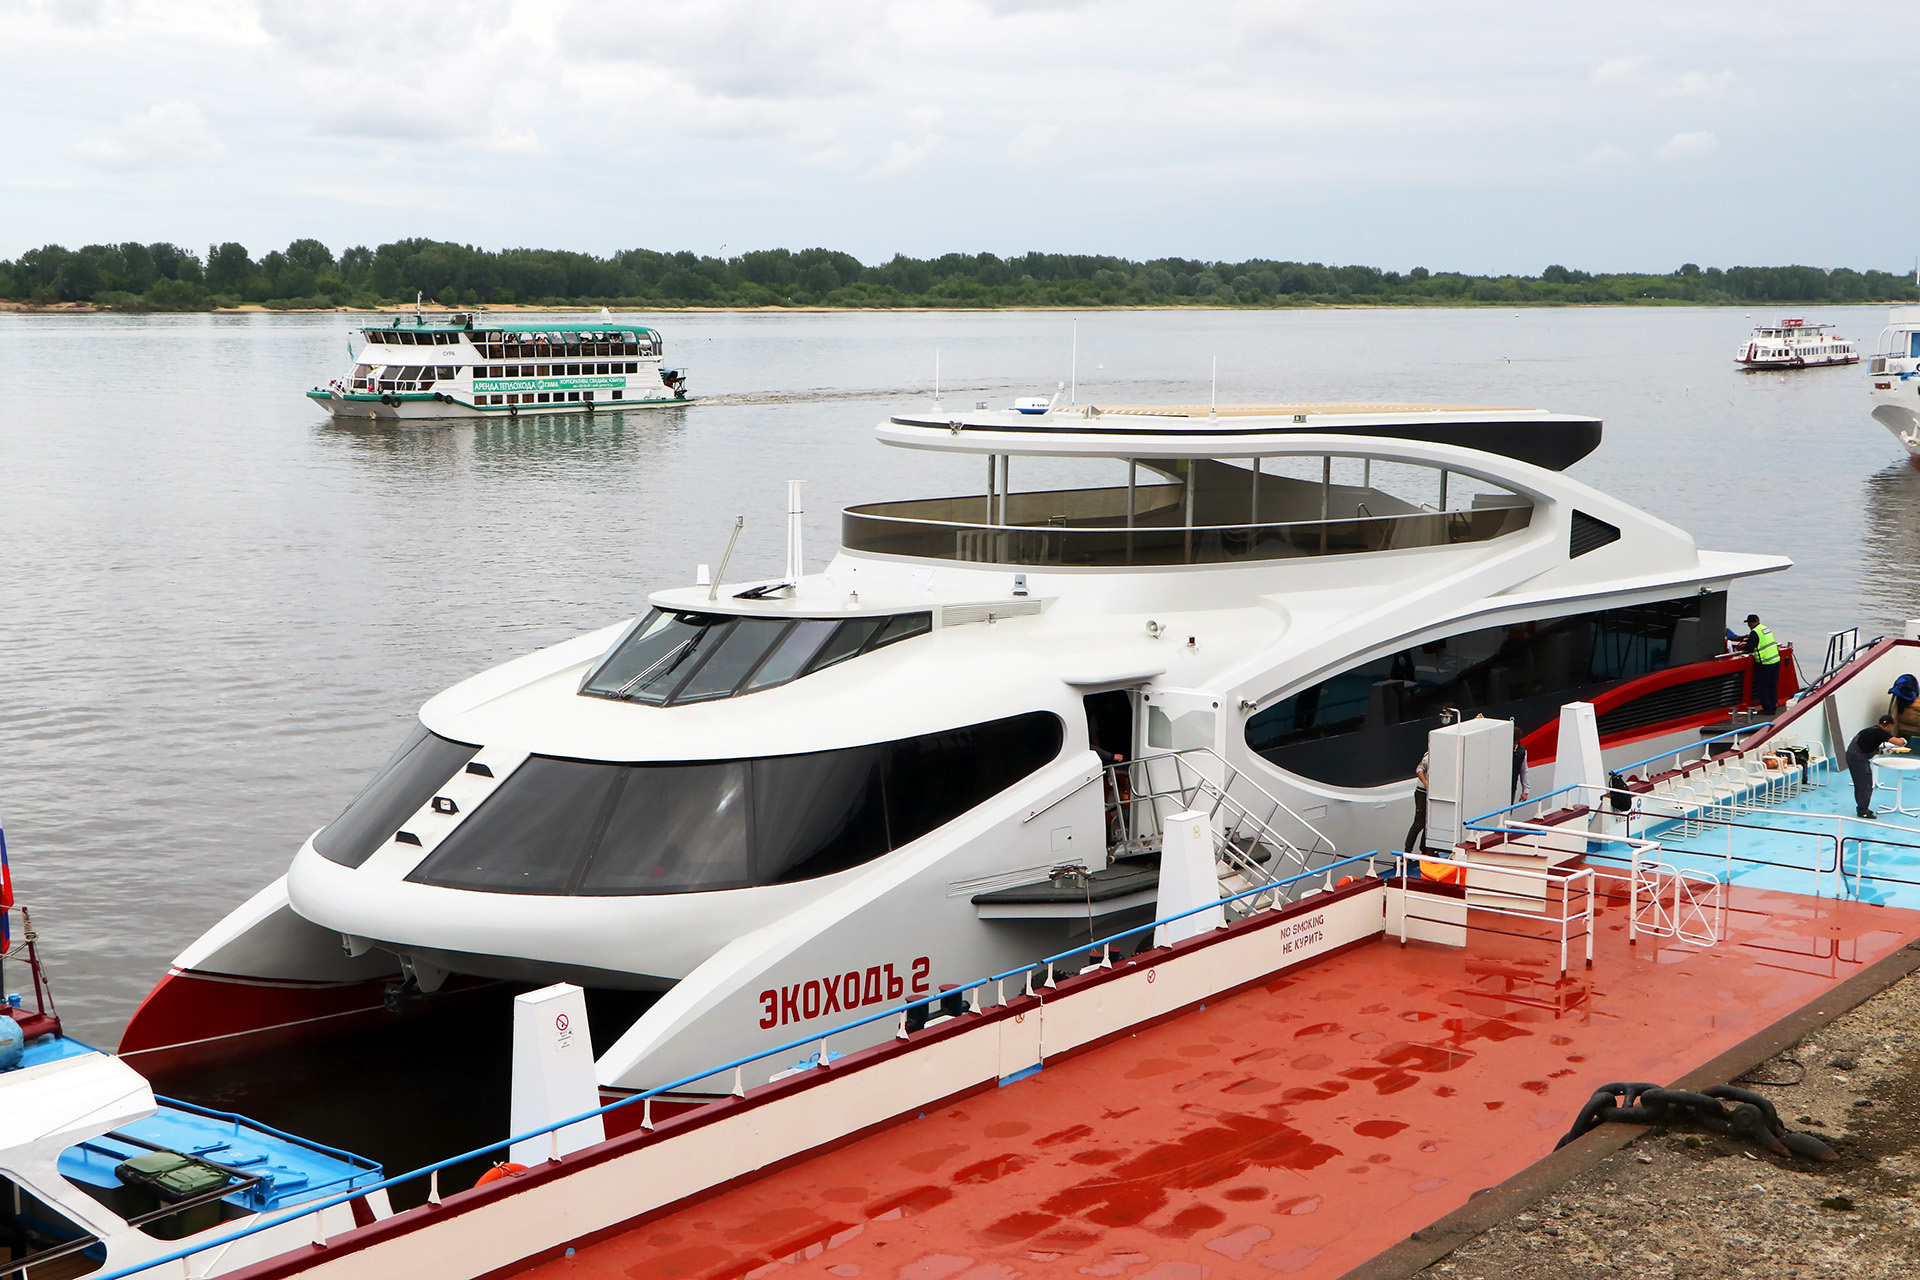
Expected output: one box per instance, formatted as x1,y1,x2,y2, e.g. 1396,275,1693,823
1008,120,1062,169
1655,129,1718,161
1590,55,1646,86
1232,0,1335,51
867,132,944,179
1585,142,1631,164
76,102,227,170
1664,68,1736,99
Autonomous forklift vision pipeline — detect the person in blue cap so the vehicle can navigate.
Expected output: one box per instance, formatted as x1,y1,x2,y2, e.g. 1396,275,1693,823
1888,674,1920,737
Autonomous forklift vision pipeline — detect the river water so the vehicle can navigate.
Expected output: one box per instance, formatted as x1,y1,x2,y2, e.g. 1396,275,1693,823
1,304,1915,1046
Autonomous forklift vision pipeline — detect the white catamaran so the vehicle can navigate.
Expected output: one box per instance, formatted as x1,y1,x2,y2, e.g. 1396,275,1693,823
307,313,691,419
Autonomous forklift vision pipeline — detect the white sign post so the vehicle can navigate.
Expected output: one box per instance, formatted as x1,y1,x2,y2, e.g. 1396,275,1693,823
508,983,606,1166
1155,809,1225,947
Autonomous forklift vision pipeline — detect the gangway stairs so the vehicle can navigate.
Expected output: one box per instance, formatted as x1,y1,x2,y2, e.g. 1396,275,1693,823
969,747,1337,922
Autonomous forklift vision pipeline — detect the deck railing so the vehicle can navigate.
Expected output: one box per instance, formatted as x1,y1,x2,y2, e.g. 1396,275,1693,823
843,490,1531,567
1102,747,1338,909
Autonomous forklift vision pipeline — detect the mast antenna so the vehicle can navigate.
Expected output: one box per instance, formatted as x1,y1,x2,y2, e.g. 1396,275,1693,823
784,480,805,588
708,516,744,601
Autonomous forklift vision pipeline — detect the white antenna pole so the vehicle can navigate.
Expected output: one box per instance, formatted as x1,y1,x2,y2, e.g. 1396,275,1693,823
1071,320,1078,406
785,480,805,584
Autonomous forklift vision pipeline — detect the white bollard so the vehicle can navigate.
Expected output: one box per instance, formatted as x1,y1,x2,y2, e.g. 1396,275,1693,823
1155,809,1224,947
508,983,606,1167
1552,702,1605,801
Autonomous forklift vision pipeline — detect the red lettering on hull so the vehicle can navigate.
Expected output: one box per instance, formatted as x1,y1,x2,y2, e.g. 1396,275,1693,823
756,956,932,1029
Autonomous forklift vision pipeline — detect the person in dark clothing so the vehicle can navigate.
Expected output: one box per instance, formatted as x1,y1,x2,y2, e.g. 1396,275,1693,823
1847,715,1906,819
1404,750,1429,855
1734,613,1783,714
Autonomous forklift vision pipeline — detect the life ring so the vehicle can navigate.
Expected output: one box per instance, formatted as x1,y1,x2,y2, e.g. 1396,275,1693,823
474,1162,526,1187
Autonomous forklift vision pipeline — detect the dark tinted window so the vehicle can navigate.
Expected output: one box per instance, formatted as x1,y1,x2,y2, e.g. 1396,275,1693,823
886,712,1064,846
870,611,933,648
579,762,752,894
313,725,479,868
807,619,886,672
1245,595,1715,788
744,619,837,691
755,746,890,883
406,710,1063,895
409,755,616,893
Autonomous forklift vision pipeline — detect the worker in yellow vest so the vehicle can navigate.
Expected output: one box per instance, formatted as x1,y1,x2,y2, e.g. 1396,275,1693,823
1739,612,1782,715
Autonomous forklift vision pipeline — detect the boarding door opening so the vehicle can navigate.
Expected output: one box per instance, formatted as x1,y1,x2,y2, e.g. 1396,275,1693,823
1084,689,1138,852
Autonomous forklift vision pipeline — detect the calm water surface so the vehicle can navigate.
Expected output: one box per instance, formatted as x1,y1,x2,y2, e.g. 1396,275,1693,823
2,305,1916,1045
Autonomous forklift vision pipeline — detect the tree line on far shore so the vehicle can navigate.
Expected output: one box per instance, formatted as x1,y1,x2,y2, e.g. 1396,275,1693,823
1,238,1913,312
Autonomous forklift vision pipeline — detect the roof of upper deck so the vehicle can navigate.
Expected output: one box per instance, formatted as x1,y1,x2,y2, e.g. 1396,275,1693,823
356,312,661,339
882,402,1603,471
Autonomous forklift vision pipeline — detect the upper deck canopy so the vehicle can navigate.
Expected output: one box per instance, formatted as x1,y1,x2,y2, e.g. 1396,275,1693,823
881,402,1602,471
355,312,662,343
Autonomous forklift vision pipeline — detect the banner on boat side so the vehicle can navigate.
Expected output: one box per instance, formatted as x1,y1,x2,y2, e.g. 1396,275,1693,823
474,376,628,393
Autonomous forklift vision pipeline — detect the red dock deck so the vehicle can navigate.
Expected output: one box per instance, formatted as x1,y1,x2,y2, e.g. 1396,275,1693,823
526,885,1917,1280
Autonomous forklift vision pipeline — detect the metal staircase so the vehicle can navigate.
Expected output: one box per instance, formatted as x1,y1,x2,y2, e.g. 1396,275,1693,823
1103,748,1337,914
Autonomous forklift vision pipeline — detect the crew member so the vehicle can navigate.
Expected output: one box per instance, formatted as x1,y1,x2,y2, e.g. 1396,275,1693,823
1404,750,1429,859
1736,613,1783,715
1889,674,1920,737
1847,715,1905,820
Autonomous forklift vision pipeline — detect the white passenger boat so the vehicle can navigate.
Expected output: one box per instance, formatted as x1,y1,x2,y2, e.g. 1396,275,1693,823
1736,317,1858,369
1868,305,1920,466
306,313,691,419
123,399,1793,1096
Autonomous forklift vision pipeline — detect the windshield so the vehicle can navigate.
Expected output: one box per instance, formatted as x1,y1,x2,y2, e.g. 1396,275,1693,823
580,609,931,705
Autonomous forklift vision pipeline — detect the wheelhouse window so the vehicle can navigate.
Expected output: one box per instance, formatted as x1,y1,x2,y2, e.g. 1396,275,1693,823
580,609,932,705
1245,594,1724,789
407,711,1063,895
313,723,480,867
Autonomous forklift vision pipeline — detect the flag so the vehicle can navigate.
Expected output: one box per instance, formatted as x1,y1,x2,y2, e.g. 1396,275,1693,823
0,823,11,951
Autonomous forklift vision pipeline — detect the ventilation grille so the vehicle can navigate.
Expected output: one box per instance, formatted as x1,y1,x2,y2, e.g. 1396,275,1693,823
1595,672,1745,737
1570,510,1623,558
939,599,1043,627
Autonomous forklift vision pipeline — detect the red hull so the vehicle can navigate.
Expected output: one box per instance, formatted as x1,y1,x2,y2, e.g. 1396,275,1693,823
118,967,404,1072
1521,648,1793,767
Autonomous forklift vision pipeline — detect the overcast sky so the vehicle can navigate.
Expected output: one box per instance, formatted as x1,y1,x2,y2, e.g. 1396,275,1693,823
3,0,1914,274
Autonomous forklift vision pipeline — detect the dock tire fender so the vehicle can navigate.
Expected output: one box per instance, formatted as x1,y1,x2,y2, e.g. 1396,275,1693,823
380,393,400,407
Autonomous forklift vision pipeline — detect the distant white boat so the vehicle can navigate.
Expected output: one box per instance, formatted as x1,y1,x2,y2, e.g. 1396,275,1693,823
307,313,692,419
1868,305,1920,466
1735,317,1858,370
